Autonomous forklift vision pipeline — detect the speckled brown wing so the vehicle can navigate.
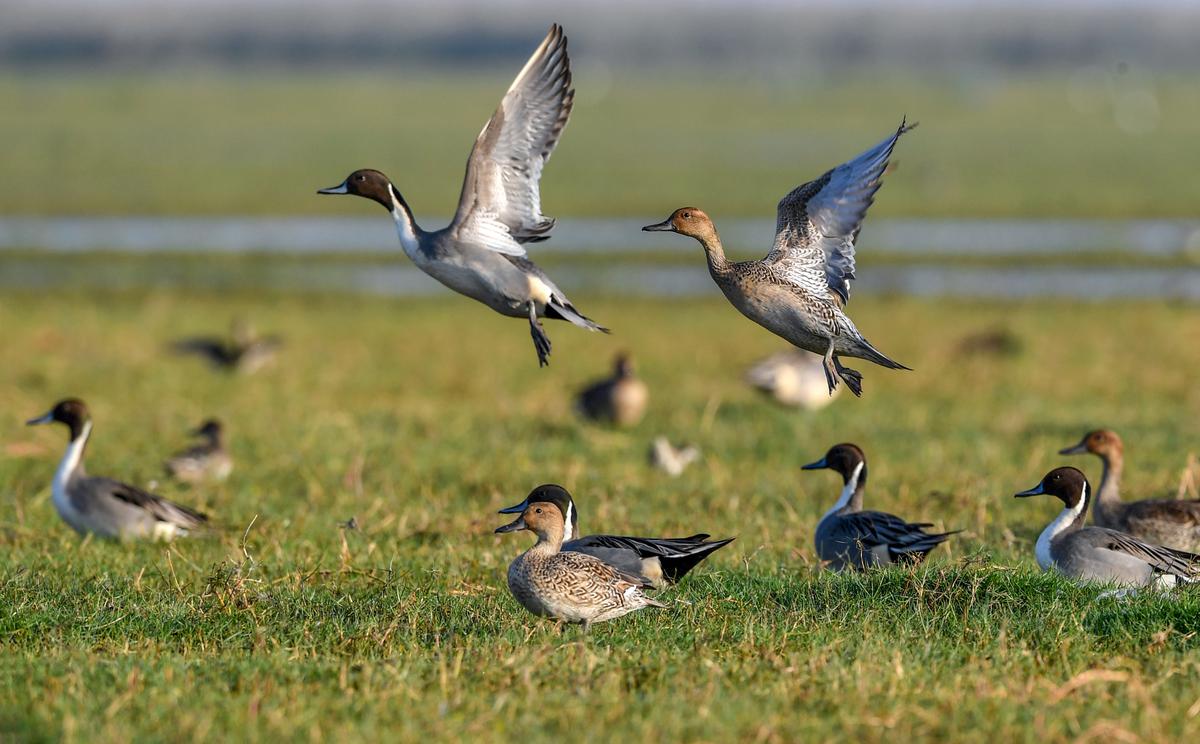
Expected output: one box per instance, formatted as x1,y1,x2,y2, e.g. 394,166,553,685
1122,499,1200,550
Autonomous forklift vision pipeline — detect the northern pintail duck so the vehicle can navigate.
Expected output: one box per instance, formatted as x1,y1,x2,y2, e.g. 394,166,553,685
496,493,666,630
26,399,209,540
172,319,281,374
648,437,700,478
165,419,232,484
575,352,648,426
1060,429,1200,552
643,121,916,397
1015,466,1200,594
801,443,957,570
499,484,732,588
744,350,841,410
318,25,605,367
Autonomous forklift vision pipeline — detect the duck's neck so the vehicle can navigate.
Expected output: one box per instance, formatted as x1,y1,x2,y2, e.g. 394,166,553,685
698,231,731,279
205,430,224,450
1035,485,1089,571
54,421,91,493
529,524,565,556
822,461,866,521
388,185,423,260
1093,451,1124,523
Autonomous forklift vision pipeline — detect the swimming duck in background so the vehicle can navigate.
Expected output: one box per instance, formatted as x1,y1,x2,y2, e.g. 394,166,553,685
317,24,605,367
744,350,840,410
643,121,916,397
165,419,232,484
648,436,700,477
496,493,666,631
1014,466,1200,596
1059,429,1200,552
801,443,957,570
26,399,209,540
576,352,649,426
172,318,281,374
499,484,732,588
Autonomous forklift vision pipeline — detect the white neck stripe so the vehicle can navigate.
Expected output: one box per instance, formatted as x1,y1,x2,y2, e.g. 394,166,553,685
1035,482,1087,571
822,460,863,521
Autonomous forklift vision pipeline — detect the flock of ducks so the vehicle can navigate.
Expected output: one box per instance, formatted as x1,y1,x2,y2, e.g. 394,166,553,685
19,25,1200,631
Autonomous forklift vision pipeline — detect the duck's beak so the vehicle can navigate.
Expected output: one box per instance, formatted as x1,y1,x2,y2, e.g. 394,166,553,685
641,217,676,233
25,411,53,426
497,497,529,515
1014,481,1046,498
317,181,349,195
800,457,828,471
494,514,527,533
1058,440,1088,456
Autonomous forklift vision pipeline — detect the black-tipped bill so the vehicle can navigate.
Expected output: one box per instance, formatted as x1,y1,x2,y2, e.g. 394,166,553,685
494,515,526,534
800,457,828,471
641,218,675,232
1014,482,1046,498
498,498,529,515
25,411,53,426
317,181,349,195
1058,443,1088,456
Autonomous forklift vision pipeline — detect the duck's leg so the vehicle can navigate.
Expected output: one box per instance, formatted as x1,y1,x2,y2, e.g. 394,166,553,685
833,355,864,397
820,340,839,395
528,302,552,367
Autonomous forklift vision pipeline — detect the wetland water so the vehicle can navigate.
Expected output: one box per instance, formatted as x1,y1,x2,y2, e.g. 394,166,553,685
2,217,1199,300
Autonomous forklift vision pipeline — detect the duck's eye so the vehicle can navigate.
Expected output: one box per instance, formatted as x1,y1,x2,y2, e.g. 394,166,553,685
682,212,691,219
535,508,542,514
357,175,366,182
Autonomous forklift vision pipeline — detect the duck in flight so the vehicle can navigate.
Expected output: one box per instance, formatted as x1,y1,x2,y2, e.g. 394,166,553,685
318,24,606,367
643,121,916,396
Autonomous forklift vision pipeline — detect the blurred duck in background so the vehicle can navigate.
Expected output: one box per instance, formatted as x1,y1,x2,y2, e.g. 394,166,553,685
576,352,648,427
172,318,281,374
165,419,232,484
745,350,840,410
648,437,700,477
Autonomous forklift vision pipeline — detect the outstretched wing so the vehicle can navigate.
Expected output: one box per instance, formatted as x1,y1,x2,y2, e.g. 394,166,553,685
450,24,574,257
765,120,915,305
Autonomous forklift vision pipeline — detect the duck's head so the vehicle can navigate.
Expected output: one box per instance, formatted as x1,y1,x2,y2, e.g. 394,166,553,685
642,208,716,241
498,484,578,541
193,419,224,440
1015,466,1090,510
801,443,867,484
614,352,635,378
26,398,91,439
317,169,395,211
1059,429,1123,459
495,495,568,541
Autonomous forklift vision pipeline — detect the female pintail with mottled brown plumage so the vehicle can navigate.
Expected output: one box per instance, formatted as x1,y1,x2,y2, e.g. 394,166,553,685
801,443,957,570
1059,429,1200,552
165,419,232,484
26,399,209,540
499,484,732,589
495,492,667,631
1015,467,1200,597
642,121,916,397
575,352,648,426
317,24,605,367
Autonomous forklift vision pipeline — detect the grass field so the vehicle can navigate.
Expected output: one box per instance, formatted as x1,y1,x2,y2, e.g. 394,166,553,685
2,72,1199,219
1,288,1199,741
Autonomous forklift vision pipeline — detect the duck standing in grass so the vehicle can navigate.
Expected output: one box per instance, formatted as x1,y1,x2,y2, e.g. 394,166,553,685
1059,429,1200,552
26,399,209,540
317,24,605,367
499,484,732,588
165,419,232,484
575,352,648,426
1015,467,1200,596
643,122,915,396
801,443,957,570
496,493,666,631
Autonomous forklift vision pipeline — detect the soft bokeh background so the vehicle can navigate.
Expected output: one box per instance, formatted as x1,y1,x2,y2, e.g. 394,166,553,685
2,2,1199,742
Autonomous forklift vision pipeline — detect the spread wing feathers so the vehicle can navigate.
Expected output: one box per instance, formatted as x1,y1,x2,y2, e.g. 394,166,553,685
101,479,209,529
451,24,574,256
766,119,916,305
834,510,956,557
1096,528,1200,579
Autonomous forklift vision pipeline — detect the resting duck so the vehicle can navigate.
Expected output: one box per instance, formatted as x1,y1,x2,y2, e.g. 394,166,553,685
26,399,208,540
172,319,281,374
498,484,732,588
643,121,916,397
744,350,840,410
496,493,666,630
801,443,956,570
575,352,649,426
165,419,232,484
318,24,605,367
1060,429,1200,552
1015,466,1200,596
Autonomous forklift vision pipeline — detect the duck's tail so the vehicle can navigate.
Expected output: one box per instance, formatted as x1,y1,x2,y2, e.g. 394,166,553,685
546,296,610,333
855,337,911,371
656,536,737,584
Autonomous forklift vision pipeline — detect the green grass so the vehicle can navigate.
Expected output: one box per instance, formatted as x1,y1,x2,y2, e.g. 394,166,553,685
2,72,1199,218
2,288,1200,741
